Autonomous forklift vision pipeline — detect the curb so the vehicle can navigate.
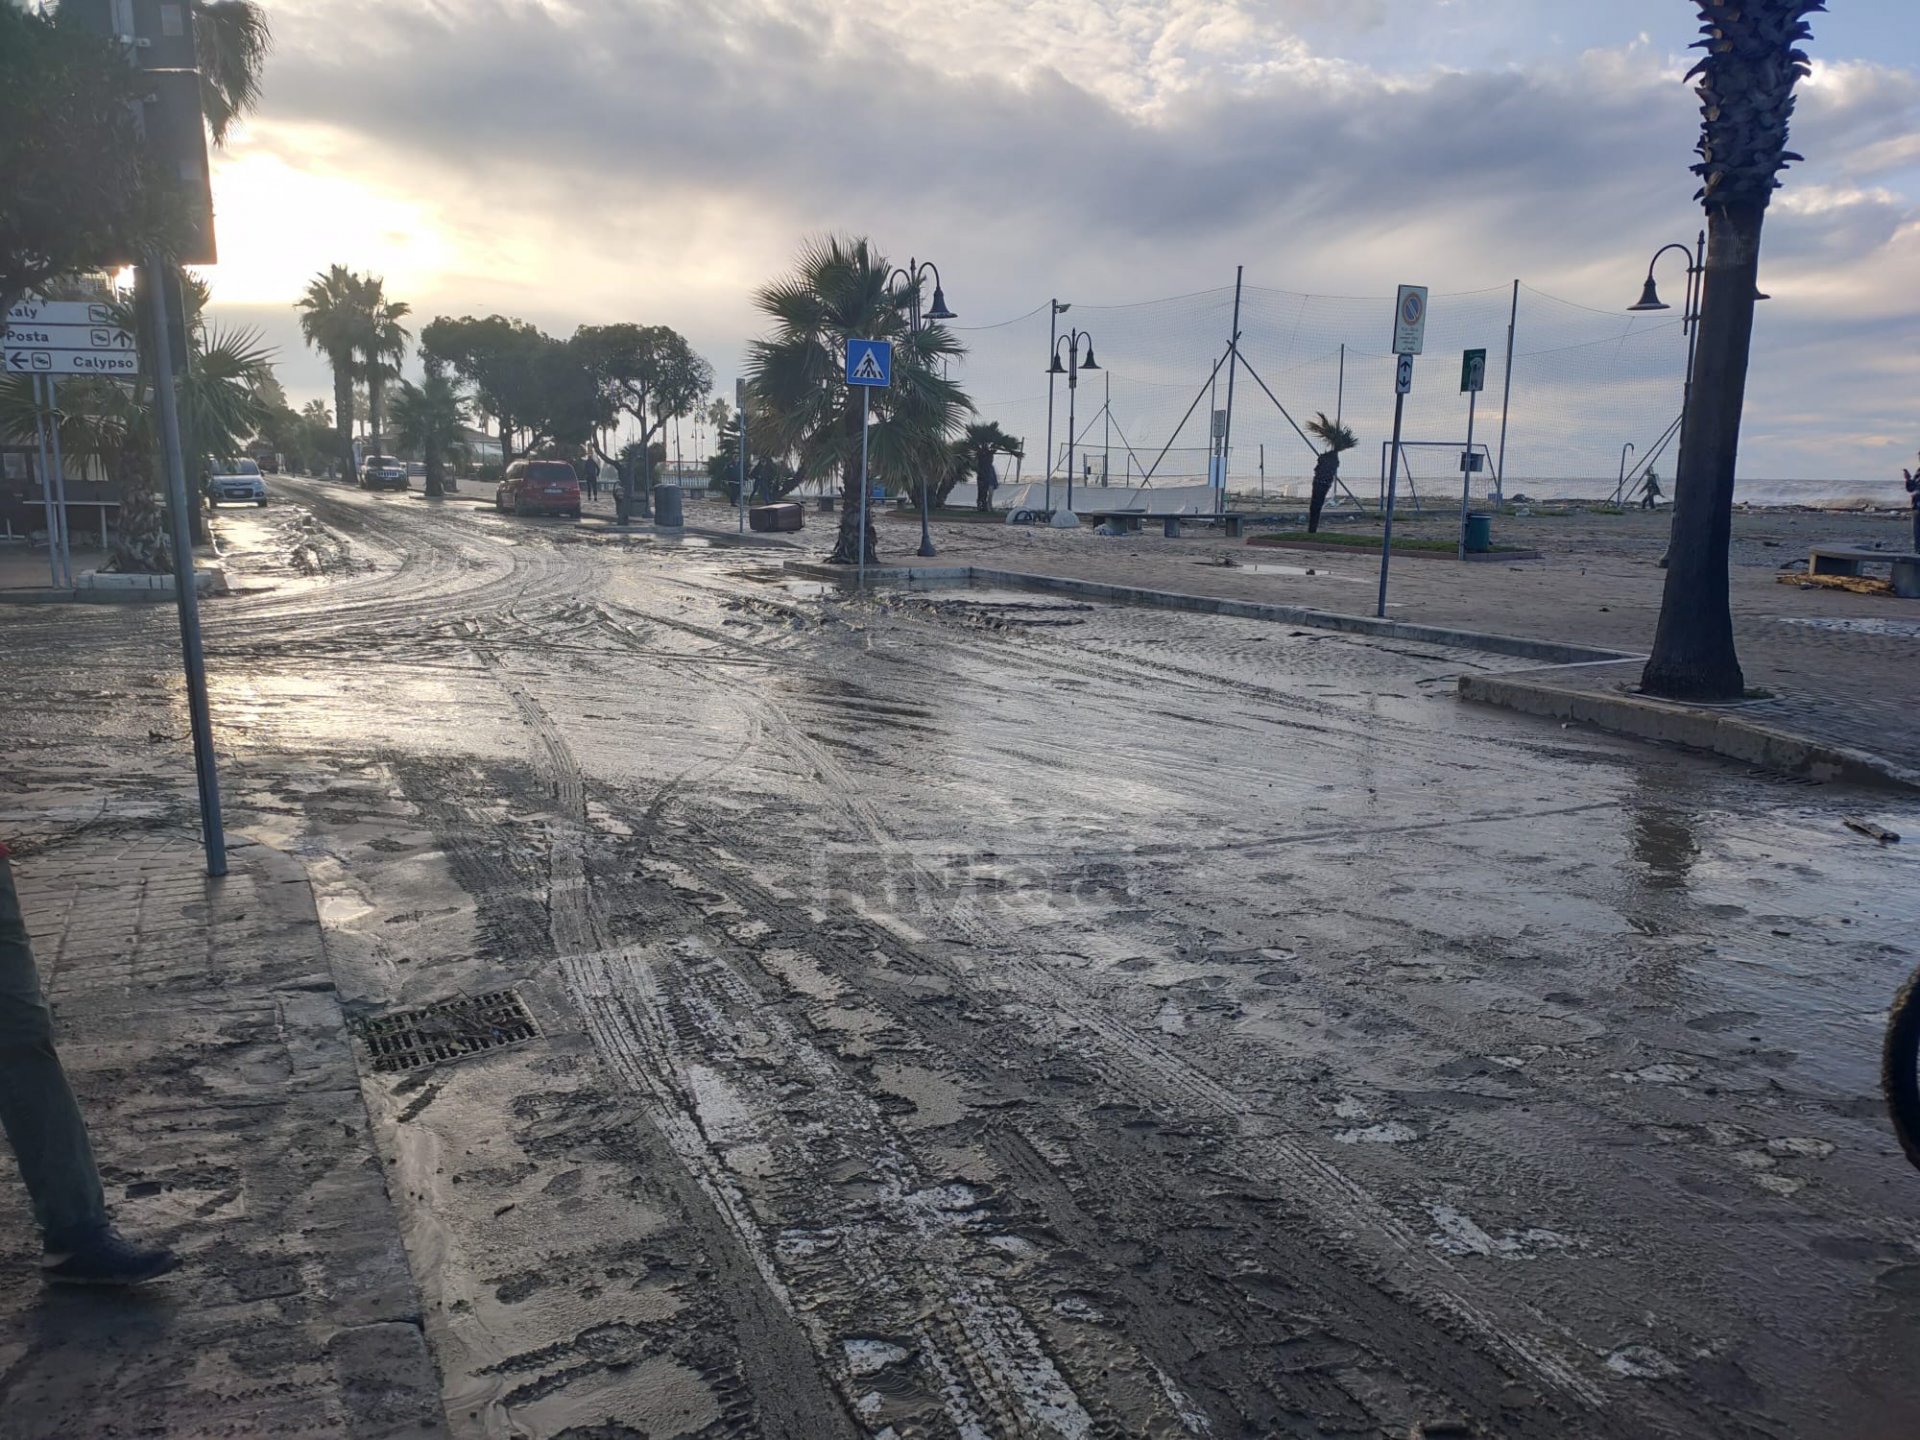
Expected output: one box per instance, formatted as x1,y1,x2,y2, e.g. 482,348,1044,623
779,560,1629,663
1245,539,1543,563
1460,671,1920,793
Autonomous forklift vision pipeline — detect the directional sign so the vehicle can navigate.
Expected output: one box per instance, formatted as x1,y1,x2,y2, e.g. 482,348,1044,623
4,322,135,351
5,300,119,327
1392,284,1429,356
845,338,892,388
1460,348,1487,394
4,348,139,376
1395,354,1414,395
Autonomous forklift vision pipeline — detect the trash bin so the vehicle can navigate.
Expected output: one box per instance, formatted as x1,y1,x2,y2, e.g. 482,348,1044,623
653,484,683,529
1464,514,1492,554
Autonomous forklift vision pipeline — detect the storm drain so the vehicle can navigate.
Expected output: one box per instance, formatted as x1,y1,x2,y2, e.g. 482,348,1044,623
354,989,539,1074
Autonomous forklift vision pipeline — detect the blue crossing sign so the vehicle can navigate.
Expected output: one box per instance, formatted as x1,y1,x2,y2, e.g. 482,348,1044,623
845,338,892,388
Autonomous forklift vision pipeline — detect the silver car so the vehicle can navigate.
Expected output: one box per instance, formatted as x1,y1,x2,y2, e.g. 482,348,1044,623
207,457,267,507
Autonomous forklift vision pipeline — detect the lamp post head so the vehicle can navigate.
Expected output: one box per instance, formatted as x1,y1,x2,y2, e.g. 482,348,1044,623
1079,343,1099,372
926,285,956,322
1048,352,1067,376
1628,276,1669,313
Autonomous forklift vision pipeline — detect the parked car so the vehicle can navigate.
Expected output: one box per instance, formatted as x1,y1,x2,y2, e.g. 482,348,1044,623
359,454,410,491
207,457,267,507
496,460,581,518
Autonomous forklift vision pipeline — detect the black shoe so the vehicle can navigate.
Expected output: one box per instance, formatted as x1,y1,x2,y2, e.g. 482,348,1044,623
42,1228,180,1287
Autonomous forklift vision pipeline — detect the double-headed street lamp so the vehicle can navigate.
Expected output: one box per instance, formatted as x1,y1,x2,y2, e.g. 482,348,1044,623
887,257,956,558
1046,328,1098,528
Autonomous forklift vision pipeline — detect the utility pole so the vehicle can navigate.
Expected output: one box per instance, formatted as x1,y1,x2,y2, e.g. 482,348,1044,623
1219,265,1244,517
146,254,227,876
1494,279,1518,506
1044,299,1067,516
736,378,748,534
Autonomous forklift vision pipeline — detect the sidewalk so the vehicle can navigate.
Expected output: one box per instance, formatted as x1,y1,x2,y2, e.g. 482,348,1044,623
0,828,443,1438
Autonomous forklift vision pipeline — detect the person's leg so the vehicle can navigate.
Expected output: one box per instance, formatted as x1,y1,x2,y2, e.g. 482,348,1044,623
0,858,108,1250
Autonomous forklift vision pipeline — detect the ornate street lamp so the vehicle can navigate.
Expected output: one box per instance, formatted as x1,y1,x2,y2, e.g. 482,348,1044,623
887,257,955,558
1047,330,1098,528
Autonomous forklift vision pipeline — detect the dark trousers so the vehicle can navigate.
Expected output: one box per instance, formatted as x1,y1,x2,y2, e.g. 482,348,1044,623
0,859,106,1250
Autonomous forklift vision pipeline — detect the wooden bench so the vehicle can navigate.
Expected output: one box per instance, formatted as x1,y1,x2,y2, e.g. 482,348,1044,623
1083,511,1247,539
1809,544,1920,598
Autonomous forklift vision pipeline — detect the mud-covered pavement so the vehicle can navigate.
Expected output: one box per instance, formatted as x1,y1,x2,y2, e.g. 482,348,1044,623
6,476,1919,1440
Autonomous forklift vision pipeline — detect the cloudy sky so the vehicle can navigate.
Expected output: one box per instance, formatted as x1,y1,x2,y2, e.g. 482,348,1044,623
201,0,1920,486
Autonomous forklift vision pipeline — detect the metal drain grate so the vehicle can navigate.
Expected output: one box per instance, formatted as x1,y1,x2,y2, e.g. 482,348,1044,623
355,990,539,1074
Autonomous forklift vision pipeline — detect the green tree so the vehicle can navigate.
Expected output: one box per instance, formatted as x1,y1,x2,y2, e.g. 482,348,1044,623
389,355,467,498
573,324,714,506
1302,412,1356,534
0,7,165,318
954,422,1023,513
297,265,365,478
422,315,554,462
749,237,970,564
192,1,273,145
1641,1,1824,701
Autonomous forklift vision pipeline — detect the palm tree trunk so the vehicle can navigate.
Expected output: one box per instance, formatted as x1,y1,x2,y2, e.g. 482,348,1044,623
829,390,875,565
1640,201,1763,701
1308,453,1336,533
332,360,355,480
368,373,384,456
975,452,992,513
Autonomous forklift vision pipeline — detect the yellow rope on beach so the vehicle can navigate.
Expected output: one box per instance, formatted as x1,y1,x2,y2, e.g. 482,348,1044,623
1777,572,1895,596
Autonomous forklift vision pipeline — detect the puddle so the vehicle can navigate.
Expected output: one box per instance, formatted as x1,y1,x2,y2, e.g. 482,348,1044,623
1778,617,1920,640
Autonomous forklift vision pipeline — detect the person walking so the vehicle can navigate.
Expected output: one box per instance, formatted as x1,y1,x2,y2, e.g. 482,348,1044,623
1641,470,1663,511
1904,458,1919,552
580,455,600,503
1,843,178,1285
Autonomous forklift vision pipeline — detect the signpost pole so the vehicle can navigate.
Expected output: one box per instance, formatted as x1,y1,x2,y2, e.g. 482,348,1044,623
1458,389,1479,563
32,380,59,588
144,254,227,878
47,377,73,587
1378,385,1407,619
858,386,871,590
736,379,748,535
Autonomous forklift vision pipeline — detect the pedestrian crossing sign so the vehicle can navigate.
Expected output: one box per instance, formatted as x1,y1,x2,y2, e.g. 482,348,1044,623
845,339,892,388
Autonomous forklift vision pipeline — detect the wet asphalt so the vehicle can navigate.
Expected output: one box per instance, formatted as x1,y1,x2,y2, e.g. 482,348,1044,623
5,475,1918,1439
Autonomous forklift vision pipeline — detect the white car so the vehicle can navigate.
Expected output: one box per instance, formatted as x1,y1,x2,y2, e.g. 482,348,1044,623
207,457,267,507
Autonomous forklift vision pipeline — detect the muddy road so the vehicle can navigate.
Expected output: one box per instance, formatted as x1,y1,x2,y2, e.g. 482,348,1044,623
6,477,1919,1439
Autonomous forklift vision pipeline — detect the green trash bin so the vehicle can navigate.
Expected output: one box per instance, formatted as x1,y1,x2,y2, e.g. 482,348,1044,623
1464,514,1492,554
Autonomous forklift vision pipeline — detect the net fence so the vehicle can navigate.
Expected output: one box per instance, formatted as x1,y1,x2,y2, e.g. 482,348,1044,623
951,277,1690,507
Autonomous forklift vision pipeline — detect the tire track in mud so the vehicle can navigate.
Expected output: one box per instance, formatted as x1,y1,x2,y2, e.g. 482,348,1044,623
459,619,1125,1437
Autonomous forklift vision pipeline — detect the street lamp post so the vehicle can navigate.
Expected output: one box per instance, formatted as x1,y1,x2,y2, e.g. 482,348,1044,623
1047,329,1098,529
887,257,956,559
1627,232,1705,512
1043,300,1068,518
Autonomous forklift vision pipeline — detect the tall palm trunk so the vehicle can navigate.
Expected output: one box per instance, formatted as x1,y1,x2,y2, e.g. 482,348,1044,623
830,390,875,565
331,355,355,479
975,451,994,513
1308,451,1339,533
1641,202,1763,699
1640,0,1823,701
367,374,384,456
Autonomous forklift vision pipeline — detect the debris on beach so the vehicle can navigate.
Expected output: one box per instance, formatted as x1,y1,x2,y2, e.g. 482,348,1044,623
1844,818,1901,844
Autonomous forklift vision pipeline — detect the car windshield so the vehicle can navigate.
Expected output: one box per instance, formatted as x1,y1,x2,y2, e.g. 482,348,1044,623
528,463,575,481
367,456,400,468
232,460,260,475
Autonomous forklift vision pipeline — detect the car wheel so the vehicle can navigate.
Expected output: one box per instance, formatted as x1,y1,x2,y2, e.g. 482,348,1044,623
256,498,268,508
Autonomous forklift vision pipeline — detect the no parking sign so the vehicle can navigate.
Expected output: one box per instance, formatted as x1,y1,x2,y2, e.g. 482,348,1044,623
1392,285,1428,356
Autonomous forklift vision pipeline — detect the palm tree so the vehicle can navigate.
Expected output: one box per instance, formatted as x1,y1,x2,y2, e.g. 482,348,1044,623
354,277,411,457
1642,1,1824,701
193,1,271,145
389,355,467,498
1302,412,1356,533
956,422,1023,513
749,236,970,564
297,265,363,478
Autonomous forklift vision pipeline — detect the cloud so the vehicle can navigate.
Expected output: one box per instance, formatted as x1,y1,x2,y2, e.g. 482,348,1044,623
206,0,1920,483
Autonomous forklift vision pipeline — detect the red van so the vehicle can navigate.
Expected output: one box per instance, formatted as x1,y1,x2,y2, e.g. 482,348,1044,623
496,460,581,519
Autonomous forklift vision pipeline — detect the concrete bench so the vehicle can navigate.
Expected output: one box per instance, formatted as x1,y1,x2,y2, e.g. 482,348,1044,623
1083,512,1246,539
1809,544,1920,598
